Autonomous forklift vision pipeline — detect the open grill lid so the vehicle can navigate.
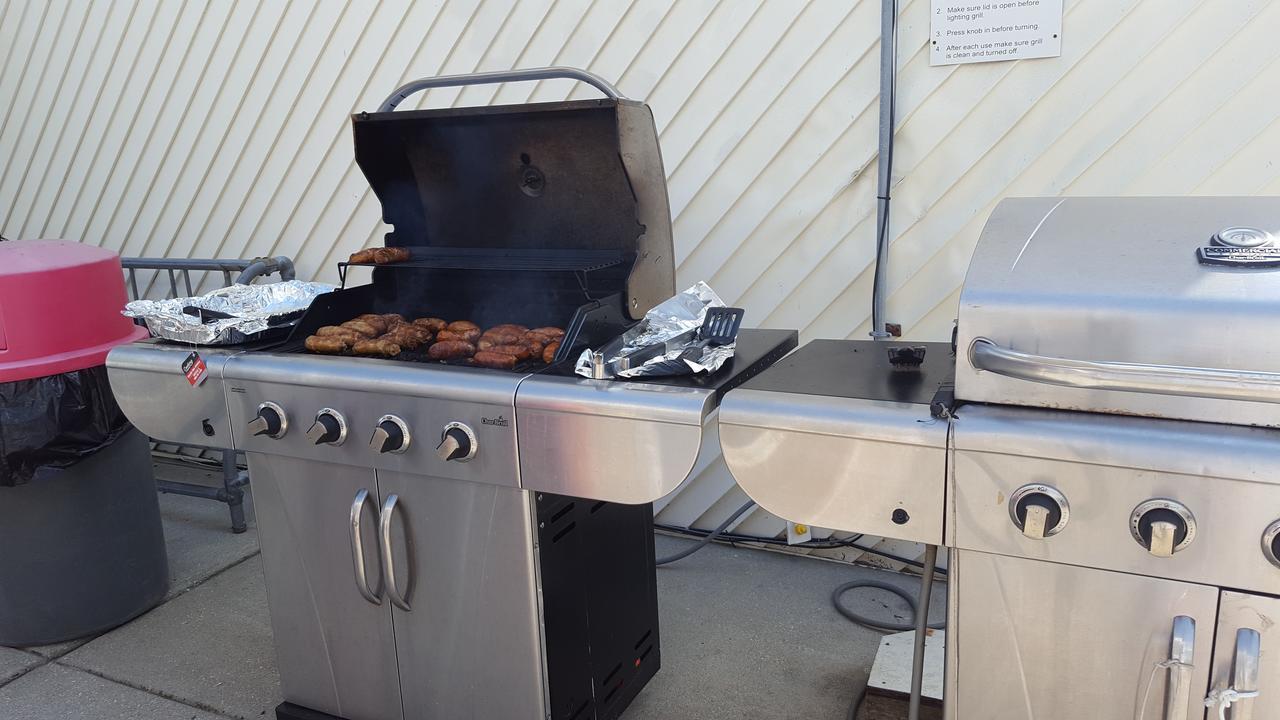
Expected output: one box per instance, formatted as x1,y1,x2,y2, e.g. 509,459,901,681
956,196,1280,427
350,68,674,320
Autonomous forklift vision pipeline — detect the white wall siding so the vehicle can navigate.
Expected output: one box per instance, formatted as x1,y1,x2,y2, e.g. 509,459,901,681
4,0,1279,566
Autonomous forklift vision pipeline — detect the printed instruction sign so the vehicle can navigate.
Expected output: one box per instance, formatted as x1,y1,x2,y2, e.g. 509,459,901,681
930,0,1063,66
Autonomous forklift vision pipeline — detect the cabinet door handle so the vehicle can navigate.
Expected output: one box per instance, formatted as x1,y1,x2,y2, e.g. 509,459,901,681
349,489,381,606
379,494,411,611
1164,615,1195,720
1205,628,1261,720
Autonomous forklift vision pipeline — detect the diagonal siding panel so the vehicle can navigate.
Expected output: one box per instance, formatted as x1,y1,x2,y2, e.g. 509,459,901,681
3,0,1278,567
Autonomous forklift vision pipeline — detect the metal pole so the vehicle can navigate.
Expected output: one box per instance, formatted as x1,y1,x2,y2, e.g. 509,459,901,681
870,0,897,340
908,544,939,720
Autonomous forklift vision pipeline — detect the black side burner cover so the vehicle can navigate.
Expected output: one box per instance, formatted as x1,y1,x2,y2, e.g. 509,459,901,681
352,100,642,253
739,339,956,408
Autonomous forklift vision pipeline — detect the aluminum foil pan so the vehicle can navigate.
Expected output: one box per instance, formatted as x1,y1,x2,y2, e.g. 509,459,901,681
123,280,335,345
575,281,737,379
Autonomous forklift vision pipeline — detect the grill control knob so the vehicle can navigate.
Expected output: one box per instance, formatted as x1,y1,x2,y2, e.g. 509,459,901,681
306,408,347,446
248,402,287,439
436,422,477,462
1008,484,1069,540
1130,499,1196,558
370,415,411,454
1262,520,1280,569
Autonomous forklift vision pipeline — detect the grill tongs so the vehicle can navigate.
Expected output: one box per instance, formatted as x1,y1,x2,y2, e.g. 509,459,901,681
591,307,744,379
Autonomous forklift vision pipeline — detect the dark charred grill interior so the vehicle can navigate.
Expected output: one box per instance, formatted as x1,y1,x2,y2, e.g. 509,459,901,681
284,96,676,370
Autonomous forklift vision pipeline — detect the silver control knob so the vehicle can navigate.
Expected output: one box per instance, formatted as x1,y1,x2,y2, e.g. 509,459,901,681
436,422,477,462
1130,499,1196,558
248,402,287,439
1008,484,1069,540
1262,520,1280,569
370,415,411,454
306,408,347,446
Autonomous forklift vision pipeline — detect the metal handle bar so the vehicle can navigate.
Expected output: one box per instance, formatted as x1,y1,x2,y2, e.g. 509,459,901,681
1166,615,1195,720
379,494,411,611
349,489,381,606
377,66,623,112
969,338,1280,405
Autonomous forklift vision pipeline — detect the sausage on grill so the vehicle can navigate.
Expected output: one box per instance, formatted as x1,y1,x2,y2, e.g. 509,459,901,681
542,341,561,364
348,248,377,264
380,330,425,350
488,323,528,335
305,336,349,354
372,247,411,264
473,351,518,370
413,317,447,333
427,340,476,360
354,315,389,334
316,325,361,340
445,321,481,342
352,339,401,357
340,320,380,338
487,344,532,361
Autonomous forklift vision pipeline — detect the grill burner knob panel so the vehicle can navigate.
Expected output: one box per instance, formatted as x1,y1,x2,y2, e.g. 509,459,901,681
1130,499,1196,558
248,402,287,439
370,415,411,454
1262,520,1280,569
1008,484,1069,540
437,422,477,462
306,408,347,446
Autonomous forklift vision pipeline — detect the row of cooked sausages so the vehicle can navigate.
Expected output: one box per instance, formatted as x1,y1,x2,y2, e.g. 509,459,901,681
303,314,565,369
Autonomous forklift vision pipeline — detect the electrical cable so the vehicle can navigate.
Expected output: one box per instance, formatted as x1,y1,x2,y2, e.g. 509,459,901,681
870,0,899,339
654,520,946,576
654,500,757,566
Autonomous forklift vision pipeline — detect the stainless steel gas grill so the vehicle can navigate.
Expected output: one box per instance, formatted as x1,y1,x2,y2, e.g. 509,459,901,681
720,196,1280,720
107,68,797,720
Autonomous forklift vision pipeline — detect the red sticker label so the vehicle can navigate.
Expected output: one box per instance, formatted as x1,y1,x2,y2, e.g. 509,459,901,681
182,351,209,387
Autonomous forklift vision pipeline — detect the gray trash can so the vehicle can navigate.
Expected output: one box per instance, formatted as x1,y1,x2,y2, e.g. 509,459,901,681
0,239,169,645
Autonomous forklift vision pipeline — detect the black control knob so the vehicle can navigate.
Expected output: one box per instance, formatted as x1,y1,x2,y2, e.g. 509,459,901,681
370,415,410,454
248,402,287,438
1130,499,1195,558
1008,485,1069,539
436,423,477,462
306,409,346,446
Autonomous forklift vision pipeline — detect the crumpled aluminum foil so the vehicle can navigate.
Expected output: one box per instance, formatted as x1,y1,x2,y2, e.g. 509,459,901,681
575,281,736,379
123,280,335,345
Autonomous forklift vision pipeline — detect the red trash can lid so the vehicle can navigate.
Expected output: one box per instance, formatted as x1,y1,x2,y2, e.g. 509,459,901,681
0,240,149,383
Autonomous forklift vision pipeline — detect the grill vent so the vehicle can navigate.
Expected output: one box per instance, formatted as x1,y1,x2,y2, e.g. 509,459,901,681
551,522,577,543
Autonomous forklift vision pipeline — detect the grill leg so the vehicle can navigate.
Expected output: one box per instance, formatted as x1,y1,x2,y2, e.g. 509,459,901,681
221,450,249,534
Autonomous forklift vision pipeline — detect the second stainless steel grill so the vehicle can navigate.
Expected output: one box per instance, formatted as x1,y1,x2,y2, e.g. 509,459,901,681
721,196,1280,720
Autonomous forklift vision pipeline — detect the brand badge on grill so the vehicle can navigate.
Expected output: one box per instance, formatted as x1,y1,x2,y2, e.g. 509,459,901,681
1197,226,1280,267
482,415,510,427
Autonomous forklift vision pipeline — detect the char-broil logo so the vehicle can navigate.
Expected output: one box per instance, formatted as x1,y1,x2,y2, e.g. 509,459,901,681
481,415,509,427
1197,226,1280,268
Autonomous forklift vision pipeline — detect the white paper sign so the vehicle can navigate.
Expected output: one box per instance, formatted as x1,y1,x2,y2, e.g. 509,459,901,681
930,0,1063,66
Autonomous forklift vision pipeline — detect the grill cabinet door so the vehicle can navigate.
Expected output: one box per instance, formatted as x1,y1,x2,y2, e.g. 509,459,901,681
249,454,403,720
952,551,1217,720
375,470,547,720
1207,592,1280,720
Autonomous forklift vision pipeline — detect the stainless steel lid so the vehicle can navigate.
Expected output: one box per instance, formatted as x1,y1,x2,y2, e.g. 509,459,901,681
955,196,1280,427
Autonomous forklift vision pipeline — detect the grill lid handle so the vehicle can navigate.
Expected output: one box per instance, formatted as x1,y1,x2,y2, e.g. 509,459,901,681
969,338,1280,405
377,66,624,113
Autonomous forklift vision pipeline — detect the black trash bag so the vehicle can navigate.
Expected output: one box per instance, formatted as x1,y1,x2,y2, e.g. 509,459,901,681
0,366,132,486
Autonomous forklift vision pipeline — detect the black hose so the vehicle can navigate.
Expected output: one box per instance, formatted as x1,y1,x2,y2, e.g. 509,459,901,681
831,579,944,632
655,500,757,566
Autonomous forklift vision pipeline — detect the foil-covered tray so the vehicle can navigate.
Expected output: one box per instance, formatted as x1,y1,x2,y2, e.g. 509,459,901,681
123,281,336,346
575,282,738,379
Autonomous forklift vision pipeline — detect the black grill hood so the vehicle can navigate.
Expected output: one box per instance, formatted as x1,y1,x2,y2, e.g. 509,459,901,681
351,96,674,320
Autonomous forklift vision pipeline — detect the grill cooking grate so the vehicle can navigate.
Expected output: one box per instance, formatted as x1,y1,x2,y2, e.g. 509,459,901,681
338,247,630,286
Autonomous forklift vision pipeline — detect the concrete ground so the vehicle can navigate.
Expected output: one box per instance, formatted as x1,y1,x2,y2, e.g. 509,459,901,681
0,490,944,720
